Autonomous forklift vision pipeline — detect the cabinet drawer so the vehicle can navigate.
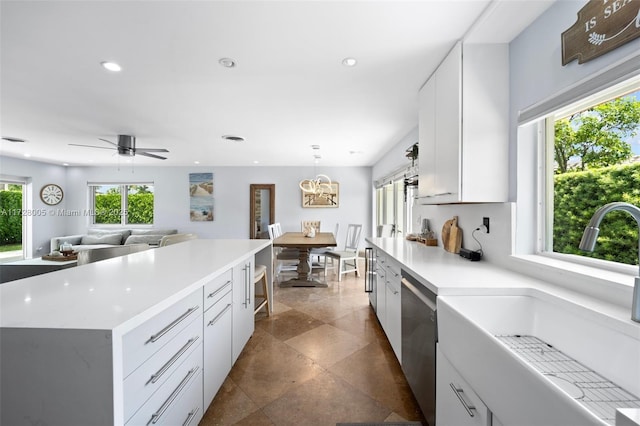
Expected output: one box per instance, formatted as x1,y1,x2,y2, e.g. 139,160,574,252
123,289,202,378
123,315,202,422
126,343,203,426
203,268,233,311
156,369,203,426
203,290,233,407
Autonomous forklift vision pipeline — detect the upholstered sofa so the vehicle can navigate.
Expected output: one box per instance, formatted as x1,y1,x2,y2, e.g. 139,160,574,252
50,228,178,253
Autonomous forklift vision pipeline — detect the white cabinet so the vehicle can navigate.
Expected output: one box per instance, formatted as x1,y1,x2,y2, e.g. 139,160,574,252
203,272,233,407
418,42,509,204
375,250,387,329
372,250,401,363
384,258,402,362
232,256,255,362
437,344,492,426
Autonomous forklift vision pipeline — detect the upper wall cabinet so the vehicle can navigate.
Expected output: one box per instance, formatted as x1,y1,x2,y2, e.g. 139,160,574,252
418,42,509,204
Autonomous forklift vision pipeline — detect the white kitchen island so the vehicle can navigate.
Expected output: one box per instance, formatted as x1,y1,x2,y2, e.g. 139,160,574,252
0,239,272,426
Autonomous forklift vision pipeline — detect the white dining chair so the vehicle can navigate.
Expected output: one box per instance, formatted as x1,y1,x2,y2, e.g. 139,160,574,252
324,224,362,281
267,223,298,281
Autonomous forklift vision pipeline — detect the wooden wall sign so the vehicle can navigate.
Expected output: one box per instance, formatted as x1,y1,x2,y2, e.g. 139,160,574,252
562,0,640,65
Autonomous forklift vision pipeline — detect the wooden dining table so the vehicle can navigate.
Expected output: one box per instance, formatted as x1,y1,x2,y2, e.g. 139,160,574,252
272,231,337,287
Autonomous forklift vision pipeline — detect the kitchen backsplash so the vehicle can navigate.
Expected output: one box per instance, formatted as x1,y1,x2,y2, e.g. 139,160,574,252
412,202,514,267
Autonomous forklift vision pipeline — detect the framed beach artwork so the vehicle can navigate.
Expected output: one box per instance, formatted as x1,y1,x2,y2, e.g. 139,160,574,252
302,182,339,208
189,173,214,221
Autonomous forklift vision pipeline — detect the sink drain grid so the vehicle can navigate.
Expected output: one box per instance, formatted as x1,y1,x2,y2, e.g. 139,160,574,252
496,335,640,425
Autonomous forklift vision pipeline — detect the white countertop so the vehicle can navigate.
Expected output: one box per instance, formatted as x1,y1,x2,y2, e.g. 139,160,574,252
0,239,271,335
366,237,639,336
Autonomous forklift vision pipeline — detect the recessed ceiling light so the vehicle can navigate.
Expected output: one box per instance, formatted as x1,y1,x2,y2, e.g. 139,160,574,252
100,61,122,72
222,135,245,142
62,163,69,166
23,153,31,158
342,57,357,67
194,161,200,165
253,160,259,164
218,58,236,68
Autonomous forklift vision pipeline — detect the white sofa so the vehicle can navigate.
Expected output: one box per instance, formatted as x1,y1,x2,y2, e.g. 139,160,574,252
50,228,178,253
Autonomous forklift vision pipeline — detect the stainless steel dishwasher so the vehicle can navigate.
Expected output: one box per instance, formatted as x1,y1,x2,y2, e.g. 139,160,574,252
401,271,437,426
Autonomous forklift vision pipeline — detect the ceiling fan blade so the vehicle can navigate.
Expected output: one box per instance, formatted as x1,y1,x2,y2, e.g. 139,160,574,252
98,138,118,147
137,151,167,160
136,148,169,153
68,143,117,150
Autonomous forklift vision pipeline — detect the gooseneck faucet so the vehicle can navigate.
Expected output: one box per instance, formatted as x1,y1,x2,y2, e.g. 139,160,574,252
579,202,640,323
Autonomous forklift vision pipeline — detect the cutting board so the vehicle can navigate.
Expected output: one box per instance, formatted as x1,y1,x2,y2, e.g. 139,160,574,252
442,216,462,254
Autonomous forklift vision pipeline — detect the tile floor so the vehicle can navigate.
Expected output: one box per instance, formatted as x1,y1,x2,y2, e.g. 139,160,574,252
200,270,426,426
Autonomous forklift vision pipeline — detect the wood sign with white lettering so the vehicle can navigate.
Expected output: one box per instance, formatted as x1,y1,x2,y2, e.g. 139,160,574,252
562,0,640,65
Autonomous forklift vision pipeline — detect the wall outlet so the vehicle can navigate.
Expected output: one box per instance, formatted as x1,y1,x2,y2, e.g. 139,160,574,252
482,217,490,234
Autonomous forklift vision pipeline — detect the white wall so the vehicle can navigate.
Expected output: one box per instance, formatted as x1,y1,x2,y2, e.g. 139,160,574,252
64,164,372,242
1,157,371,256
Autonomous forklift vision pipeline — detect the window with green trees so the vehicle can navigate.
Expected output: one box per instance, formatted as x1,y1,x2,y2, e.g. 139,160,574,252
90,183,154,225
549,83,640,267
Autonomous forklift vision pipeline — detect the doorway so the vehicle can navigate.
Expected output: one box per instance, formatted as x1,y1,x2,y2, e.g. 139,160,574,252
0,180,26,262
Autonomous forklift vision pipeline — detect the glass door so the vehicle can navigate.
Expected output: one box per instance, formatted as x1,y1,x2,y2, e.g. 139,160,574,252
0,181,25,262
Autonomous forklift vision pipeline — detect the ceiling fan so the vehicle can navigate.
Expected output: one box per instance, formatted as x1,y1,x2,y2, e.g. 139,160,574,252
69,134,169,160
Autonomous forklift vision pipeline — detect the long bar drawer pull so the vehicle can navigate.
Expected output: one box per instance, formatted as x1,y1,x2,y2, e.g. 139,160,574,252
206,281,232,299
148,336,200,384
148,366,200,425
450,383,476,417
182,407,200,426
207,304,232,327
146,306,200,344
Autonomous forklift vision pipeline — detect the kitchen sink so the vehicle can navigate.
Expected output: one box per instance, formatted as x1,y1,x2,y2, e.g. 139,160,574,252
438,290,640,426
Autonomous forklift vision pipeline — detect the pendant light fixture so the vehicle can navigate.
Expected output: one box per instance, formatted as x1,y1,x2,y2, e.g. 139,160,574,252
299,146,332,199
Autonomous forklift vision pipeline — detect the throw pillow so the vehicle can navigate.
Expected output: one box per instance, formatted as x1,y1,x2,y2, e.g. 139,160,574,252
88,229,132,244
81,233,123,245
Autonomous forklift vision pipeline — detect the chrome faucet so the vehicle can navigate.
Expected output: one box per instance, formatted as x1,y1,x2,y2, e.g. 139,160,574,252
579,202,640,322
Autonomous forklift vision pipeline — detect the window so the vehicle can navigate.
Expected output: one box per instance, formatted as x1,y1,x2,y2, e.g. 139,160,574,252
541,78,640,267
375,172,417,237
89,183,154,225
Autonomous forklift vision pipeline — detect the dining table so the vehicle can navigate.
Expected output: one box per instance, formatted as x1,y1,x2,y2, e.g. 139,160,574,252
272,231,337,287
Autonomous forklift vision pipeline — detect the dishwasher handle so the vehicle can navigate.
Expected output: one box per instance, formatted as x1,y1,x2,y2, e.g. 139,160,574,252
401,278,437,312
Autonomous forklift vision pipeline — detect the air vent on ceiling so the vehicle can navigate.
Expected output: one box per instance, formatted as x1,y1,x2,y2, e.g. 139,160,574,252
2,136,26,143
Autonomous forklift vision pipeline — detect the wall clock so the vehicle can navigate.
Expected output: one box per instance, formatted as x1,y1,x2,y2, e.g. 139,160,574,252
40,183,64,205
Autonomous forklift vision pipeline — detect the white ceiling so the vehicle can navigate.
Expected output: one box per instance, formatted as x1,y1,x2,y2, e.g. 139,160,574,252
0,0,554,167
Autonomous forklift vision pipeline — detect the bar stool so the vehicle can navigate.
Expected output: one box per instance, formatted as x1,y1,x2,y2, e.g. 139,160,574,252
254,264,270,316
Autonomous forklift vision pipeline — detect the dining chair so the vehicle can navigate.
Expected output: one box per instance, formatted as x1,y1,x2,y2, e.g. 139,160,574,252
324,224,362,281
301,220,321,233
267,223,298,281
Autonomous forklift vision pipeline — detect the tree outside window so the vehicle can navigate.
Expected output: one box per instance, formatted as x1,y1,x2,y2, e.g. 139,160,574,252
552,91,640,266
92,183,154,225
